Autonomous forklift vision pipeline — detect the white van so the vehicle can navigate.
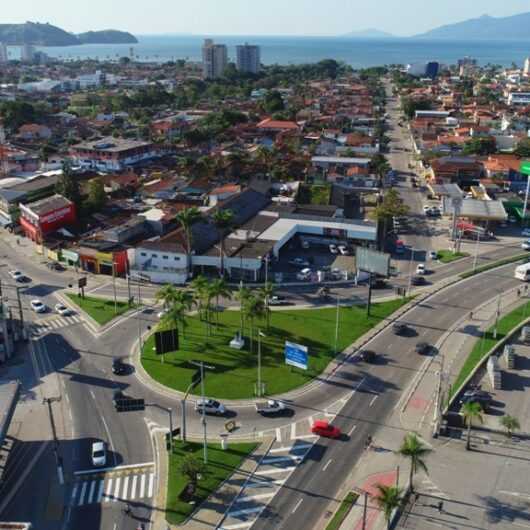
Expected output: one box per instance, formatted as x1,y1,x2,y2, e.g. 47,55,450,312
515,263,530,281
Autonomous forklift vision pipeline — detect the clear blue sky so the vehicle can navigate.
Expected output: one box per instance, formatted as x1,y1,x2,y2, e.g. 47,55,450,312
4,0,530,36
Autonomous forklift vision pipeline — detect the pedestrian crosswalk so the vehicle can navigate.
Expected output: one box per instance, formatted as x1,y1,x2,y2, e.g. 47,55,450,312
69,465,155,507
30,315,84,336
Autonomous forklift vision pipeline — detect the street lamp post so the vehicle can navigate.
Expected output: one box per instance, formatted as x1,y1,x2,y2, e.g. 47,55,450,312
407,248,416,295
334,295,340,355
493,293,502,339
523,173,530,223
472,230,481,273
112,262,118,314
257,330,265,397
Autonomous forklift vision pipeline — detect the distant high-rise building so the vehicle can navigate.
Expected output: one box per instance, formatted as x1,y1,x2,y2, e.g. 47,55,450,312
524,57,530,76
0,43,8,64
21,43,35,63
458,56,477,67
236,43,261,74
202,39,228,79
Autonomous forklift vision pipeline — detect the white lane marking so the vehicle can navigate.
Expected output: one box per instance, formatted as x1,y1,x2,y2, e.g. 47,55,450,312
104,478,113,502
255,467,296,476
130,475,137,500
96,480,104,503
348,425,357,436
122,476,129,500
77,481,87,506
292,498,303,514
74,461,155,476
275,427,282,442
227,506,264,518
70,483,78,505
236,492,275,503
113,477,121,502
247,478,287,488
148,473,154,497
87,480,96,504
291,423,296,440
140,474,146,498
322,459,333,471
369,395,378,407
221,522,253,530
269,443,311,454
261,456,302,465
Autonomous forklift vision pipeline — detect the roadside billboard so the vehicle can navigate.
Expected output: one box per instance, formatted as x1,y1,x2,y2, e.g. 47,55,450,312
356,247,391,277
284,341,308,370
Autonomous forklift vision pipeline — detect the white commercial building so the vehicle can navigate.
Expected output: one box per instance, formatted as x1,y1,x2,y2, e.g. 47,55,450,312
236,43,261,74
0,43,8,64
202,39,228,79
508,92,530,106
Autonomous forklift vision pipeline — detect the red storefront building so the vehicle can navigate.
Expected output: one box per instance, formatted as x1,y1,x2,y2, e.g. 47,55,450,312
19,194,76,243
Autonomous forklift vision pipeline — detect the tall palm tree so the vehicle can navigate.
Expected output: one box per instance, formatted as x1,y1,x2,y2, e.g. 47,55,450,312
500,415,520,438
462,401,484,451
236,284,251,335
191,275,210,322
259,282,275,329
176,207,202,273
155,284,179,310
243,294,266,354
397,433,431,493
374,484,403,530
161,302,187,340
209,278,232,324
212,209,235,277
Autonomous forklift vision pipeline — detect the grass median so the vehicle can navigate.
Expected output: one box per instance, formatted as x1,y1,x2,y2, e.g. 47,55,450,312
142,299,407,399
437,250,469,264
166,440,257,525
450,299,530,400
326,492,359,530
66,293,134,326
460,253,529,279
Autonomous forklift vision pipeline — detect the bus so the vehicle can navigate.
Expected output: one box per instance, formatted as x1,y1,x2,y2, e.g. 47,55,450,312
515,263,530,281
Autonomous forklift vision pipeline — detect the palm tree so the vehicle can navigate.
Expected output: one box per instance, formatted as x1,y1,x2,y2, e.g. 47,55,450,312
155,284,179,310
500,415,520,438
374,484,403,530
260,282,275,329
176,208,202,273
161,302,187,340
209,278,232,324
212,209,235,277
236,284,251,335
397,433,431,493
462,401,484,451
191,275,210,322
243,294,266,354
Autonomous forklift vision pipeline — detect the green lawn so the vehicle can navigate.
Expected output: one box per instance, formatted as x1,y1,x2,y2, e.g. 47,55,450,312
450,300,530,400
437,250,469,264
66,293,134,326
166,441,257,525
142,299,407,399
326,492,359,530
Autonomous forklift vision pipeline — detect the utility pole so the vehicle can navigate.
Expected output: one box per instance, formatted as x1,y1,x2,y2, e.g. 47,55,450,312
407,248,415,295
16,286,24,330
136,278,142,354
43,396,64,485
472,230,481,272
112,262,118,314
166,407,174,452
493,293,501,339
523,173,530,223
334,295,340,354
366,271,373,316
362,490,368,530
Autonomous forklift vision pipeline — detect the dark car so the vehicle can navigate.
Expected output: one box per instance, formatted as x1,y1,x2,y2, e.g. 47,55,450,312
112,357,128,375
359,349,377,363
46,261,65,271
392,323,409,336
415,342,430,355
460,390,492,411
369,278,388,289
268,295,287,306
411,275,426,286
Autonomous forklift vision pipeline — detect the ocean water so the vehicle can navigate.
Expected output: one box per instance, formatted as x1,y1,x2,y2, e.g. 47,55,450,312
22,34,530,68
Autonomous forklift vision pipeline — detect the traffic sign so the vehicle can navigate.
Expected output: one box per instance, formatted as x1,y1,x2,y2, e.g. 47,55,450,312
114,397,145,412
284,341,308,370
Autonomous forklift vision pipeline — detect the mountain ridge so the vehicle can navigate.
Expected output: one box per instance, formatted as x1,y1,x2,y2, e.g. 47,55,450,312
342,28,395,39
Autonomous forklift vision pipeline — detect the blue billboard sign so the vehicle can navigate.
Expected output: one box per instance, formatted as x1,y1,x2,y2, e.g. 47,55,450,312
284,341,308,370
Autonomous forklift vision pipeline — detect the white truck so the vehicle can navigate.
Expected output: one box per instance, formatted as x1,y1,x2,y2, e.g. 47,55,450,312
515,263,530,281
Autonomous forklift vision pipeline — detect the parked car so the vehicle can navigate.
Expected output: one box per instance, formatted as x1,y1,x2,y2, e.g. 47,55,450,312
46,261,65,271
416,264,426,275
411,275,426,286
255,400,286,416
195,399,226,416
8,270,24,282
459,390,492,411
392,323,409,336
311,420,341,439
359,349,377,363
522,228,530,237
338,245,349,255
112,357,128,375
296,268,312,281
423,205,431,214
428,251,438,260
522,240,530,251
289,257,310,268
268,295,288,306
30,300,47,313
329,244,338,254
301,240,310,249
415,342,430,355
91,441,107,467
54,303,72,316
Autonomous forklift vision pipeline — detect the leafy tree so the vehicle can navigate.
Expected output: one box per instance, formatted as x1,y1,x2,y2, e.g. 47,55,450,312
156,284,179,310
161,302,187,338
370,153,391,178
374,484,403,529
462,401,484,451
209,278,232,324
263,90,285,114
372,189,410,222
462,137,496,156
243,293,266,354
191,275,210,322
55,161,81,207
402,98,432,120
500,415,520,438
397,433,431,492
236,285,251,335
0,100,40,130
87,178,106,211
180,455,206,487
515,138,530,158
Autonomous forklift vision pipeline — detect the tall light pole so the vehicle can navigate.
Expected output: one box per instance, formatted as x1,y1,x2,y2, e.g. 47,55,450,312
112,262,118,314
407,248,416,295
493,292,502,339
257,330,265,397
523,173,530,224
334,295,340,355
472,230,481,273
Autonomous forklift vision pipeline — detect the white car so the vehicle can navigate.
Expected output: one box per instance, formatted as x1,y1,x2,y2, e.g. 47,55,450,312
338,245,349,255
194,399,226,416
329,244,338,254
54,303,72,316
30,300,47,313
522,240,530,250
428,251,438,260
416,264,426,275
8,270,24,282
522,228,530,237
91,441,107,467
296,268,312,281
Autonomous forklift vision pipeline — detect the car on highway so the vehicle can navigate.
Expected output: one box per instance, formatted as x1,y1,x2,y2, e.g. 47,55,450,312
411,275,426,286
359,349,377,363
329,244,338,254
255,399,286,416
268,295,288,306
416,264,426,275
8,270,25,282
392,322,410,336
429,251,438,260
459,390,492,411
54,303,72,316
288,257,310,268
112,357,128,376
91,441,107,467
338,245,349,255
522,240,530,251
311,420,341,439
522,228,530,237
30,299,47,313
415,342,430,355
195,399,226,416
508,216,517,224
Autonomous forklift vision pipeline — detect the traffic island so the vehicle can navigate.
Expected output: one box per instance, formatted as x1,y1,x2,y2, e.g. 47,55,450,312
141,299,407,400
65,293,135,326
436,250,469,264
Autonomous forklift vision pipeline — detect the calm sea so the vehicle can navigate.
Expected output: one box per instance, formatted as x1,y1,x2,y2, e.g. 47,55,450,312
23,34,530,68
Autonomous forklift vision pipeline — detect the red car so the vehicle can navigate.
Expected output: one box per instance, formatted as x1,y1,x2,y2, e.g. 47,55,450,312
311,420,342,439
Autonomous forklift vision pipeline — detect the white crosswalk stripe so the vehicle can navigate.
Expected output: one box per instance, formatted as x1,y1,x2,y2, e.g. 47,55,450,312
70,472,156,506
30,315,84,336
